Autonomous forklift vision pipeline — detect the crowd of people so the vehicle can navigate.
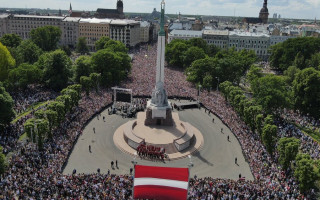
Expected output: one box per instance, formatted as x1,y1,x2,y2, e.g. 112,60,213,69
0,43,318,199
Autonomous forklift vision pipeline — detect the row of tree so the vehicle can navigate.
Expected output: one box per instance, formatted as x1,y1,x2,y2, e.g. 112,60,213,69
247,65,320,119
0,30,131,92
270,37,320,71
165,38,256,90
220,81,319,192
23,84,81,150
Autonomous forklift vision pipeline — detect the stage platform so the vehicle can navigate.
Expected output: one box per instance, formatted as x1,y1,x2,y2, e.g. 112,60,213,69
174,101,200,110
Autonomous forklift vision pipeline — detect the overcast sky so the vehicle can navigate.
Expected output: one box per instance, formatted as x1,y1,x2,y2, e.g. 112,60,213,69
0,0,319,19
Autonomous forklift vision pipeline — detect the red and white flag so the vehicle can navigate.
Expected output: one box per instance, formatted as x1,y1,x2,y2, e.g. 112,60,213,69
133,165,189,200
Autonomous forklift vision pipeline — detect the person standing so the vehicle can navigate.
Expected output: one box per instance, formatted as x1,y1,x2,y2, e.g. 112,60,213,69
116,160,118,168
89,145,91,153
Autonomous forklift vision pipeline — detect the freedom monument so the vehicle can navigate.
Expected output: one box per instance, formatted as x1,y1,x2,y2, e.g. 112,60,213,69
113,0,204,160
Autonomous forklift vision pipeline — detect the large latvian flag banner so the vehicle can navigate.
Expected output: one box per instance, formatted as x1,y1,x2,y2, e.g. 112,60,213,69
133,165,189,200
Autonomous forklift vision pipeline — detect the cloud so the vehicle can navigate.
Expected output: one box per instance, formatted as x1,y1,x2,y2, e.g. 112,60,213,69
0,0,318,19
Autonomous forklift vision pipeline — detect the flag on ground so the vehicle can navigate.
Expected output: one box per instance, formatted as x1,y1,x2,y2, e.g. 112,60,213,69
133,165,189,200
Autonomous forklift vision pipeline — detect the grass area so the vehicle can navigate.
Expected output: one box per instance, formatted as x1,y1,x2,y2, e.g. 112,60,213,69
11,101,51,124
295,123,320,143
18,132,27,141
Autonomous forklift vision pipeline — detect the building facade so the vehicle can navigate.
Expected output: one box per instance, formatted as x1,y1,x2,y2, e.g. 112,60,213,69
229,31,270,60
79,18,111,51
202,30,229,49
140,21,150,43
6,14,64,40
61,17,80,48
109,19,140,47
0,14,8,37
168,30,202,43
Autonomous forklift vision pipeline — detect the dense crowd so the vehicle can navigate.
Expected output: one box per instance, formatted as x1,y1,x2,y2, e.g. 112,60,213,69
0,43,318,199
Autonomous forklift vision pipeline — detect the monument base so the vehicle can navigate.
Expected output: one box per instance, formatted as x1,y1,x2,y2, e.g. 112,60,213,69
144,101,173,126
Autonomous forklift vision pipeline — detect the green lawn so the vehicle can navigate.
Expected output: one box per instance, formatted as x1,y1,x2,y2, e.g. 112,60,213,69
11,101,51,124
18,132,27,141
295,124,320,143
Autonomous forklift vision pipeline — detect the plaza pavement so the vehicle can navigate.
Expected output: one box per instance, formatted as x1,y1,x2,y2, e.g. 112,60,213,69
63,101,254,180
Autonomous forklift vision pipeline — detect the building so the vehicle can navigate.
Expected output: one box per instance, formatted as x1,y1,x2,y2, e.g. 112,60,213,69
270,35,295,46
229,31,270,60
6,14,64,40
259,0,269,24
243,0,269,24
79,18,111,50
202,30,229,49
61,17,80,48
0,14,8,37
109,19,140,47
168,30,202,43
94,0,124,19
140,21,150,43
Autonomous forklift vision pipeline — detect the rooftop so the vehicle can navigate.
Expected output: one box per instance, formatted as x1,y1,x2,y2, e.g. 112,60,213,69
203,30,229,36
169,29,202,36
12,14,65,20
229,31,270,37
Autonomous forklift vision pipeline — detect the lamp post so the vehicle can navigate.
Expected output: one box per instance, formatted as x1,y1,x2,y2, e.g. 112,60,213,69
131,151,138,199
215,77,220,91
198,85,202,102
187,155,194,199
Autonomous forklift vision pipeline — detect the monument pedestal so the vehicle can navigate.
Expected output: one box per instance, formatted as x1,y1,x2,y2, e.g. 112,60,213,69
144,101,173,126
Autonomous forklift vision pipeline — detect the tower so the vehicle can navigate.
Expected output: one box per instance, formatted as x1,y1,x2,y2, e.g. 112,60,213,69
117,0,124,14
259,0,269,24
145,0,173,126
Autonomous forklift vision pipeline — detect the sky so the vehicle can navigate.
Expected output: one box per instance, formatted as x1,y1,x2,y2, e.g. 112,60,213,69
0,0,319,20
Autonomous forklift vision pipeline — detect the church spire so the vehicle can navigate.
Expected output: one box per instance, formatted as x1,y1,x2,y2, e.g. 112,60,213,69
159,0,165,36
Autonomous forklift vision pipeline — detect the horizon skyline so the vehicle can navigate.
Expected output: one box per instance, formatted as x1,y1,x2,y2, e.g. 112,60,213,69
0,0,319,20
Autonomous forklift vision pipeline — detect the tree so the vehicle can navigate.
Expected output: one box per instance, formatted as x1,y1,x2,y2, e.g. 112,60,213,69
0,146,7,174
183,46,207,68
8,63,42,89
76,37,89,55
16,40,42,65
202,74,213,91
251,75,289,114
269,37,320,71
262,124,278,155
0,83,15,128
244,105,262,132
34,110,45,119
30,26,61,51
188,38,209,53
0,33,22,48
80,76,92,95
293,68,320,118
47,101,65,123
208,44,221,57
95,36,110,51
74,56,92,83
278,137,300,170
284,66,301,85
67,84,82,101
165,40,189,68
38,50,72,91
246,65,263,85
61,88,79,108
0,42,16,81
60,45,72,56
56,95,72,113
91,49,131,86
294,154,318,193
34,118,49,150
255,114,264,136
90,73,101,93
44,109,58,138
104,40,127,53
306,52,320,69
264,114,274,126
